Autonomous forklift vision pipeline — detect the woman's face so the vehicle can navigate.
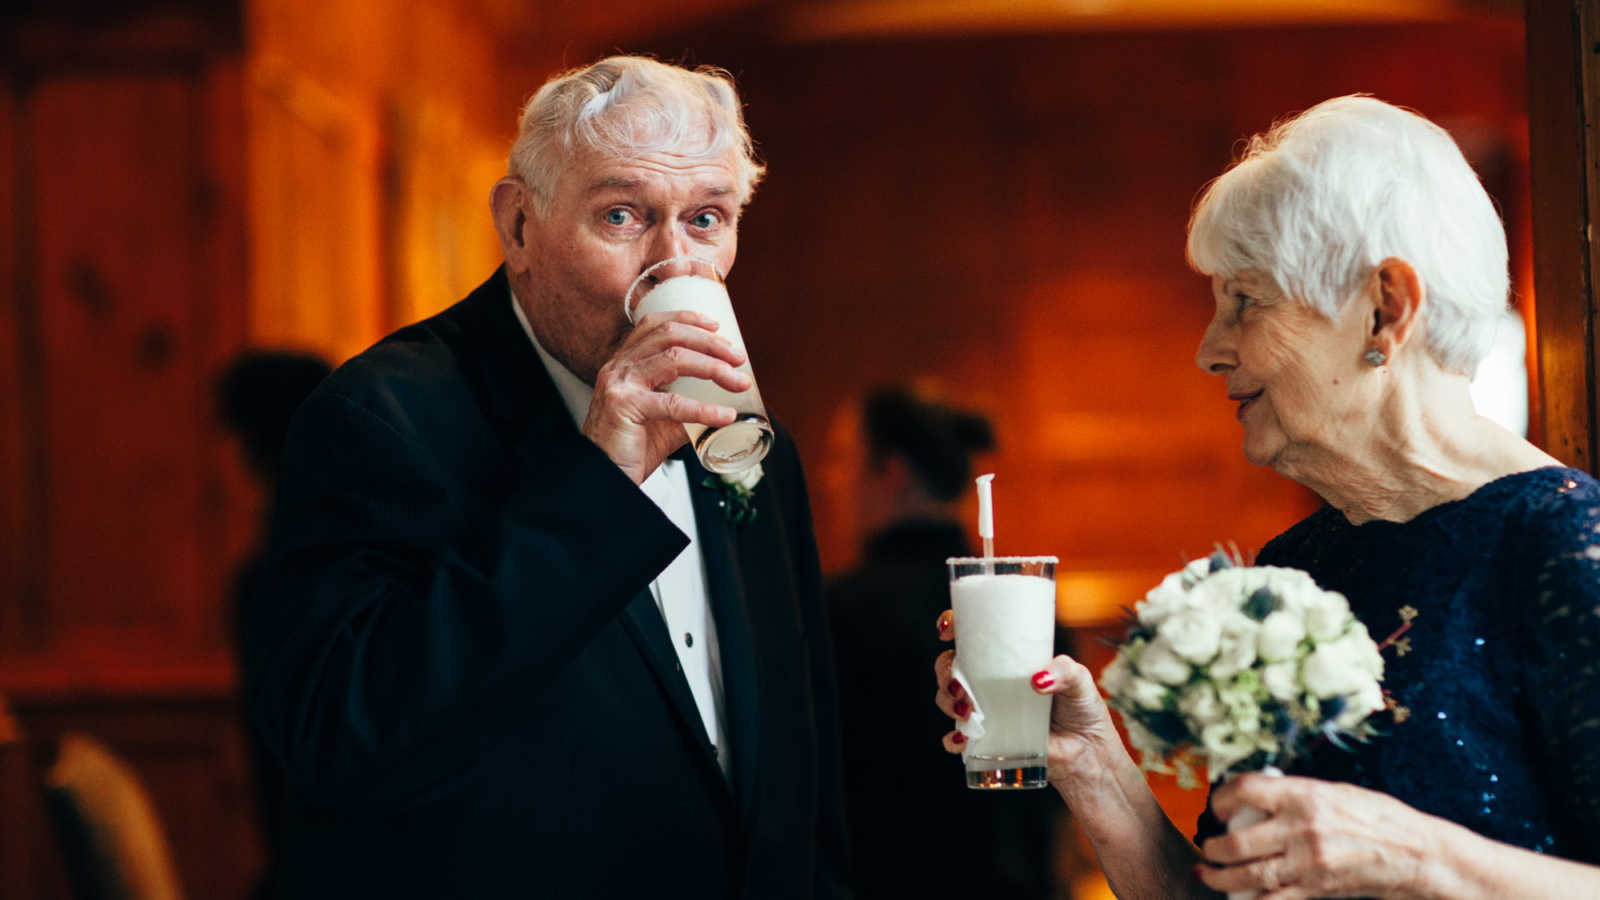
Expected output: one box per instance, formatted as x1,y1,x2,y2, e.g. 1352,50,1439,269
1195,270,1377,468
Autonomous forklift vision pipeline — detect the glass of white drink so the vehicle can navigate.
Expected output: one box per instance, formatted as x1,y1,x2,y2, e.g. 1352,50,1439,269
948,555,1058,789
624,256,773,474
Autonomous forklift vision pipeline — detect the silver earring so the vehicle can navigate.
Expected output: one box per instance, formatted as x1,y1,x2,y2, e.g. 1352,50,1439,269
1364,348,1386,367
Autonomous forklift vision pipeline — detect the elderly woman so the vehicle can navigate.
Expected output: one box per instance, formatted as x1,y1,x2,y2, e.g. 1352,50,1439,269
935,95,1600,898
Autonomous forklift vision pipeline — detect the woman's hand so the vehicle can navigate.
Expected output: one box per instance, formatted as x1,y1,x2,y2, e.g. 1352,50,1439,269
1198,773,1435,899
932,611,1122,789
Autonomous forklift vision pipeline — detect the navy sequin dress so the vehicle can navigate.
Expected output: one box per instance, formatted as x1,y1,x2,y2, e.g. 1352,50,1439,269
1195,466,1600,870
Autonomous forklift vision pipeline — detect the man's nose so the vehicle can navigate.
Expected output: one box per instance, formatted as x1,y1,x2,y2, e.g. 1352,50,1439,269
645,226,695,274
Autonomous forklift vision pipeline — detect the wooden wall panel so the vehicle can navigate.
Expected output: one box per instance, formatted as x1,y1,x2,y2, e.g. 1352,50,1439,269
31,76,212,648
1527,1,1600,474
688,21,1528,593
1,4,251,681
0,78,30,653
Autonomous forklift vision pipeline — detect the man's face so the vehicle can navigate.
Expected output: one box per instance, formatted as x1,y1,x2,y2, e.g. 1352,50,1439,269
508,141,743,384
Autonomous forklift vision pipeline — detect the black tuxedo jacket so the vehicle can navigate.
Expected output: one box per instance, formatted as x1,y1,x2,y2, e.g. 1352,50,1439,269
242,268,850,898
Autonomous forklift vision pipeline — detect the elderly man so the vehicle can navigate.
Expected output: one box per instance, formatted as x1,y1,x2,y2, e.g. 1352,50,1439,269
242,57,849,899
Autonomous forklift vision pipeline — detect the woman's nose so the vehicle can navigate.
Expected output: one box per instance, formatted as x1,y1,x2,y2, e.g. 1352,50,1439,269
1195,317,1235,375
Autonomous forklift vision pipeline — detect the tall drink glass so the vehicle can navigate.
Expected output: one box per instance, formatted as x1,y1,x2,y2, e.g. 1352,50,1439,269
624,256,772,474
948,556,1058,789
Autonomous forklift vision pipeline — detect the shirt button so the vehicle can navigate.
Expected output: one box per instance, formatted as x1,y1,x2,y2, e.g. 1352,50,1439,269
684,632,694,648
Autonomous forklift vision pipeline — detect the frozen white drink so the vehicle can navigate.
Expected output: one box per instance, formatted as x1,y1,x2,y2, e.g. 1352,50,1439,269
949,557,1058,789
625,258,773,473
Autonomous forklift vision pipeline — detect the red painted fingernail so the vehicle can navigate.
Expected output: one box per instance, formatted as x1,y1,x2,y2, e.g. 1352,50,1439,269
1032,671,1054,689
951,732,965,745
954,699,971,717
1193,864,1206,881
947,680,962,697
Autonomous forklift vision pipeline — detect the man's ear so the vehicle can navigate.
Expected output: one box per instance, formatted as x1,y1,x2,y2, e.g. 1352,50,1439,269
490,178,531,269
1371,257,1424,361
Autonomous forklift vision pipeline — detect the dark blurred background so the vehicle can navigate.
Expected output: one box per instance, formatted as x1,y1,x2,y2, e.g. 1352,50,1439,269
0,1,1548,897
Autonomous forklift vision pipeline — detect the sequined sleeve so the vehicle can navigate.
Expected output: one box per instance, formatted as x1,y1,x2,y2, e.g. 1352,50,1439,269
1521,479,1600,844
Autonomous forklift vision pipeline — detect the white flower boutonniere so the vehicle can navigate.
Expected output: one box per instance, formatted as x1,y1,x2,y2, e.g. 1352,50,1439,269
702,464,762,525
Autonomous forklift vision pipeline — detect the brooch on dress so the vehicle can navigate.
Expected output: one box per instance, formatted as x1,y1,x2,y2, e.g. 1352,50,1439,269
1377,605,1418,723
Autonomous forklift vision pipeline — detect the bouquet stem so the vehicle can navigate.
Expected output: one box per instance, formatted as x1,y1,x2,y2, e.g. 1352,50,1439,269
1223,765,1283,900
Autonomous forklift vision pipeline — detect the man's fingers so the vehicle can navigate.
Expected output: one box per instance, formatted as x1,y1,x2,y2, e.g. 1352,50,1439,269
627,347,751,394
639,391,739,428
623,316,745,367
631,308,721,333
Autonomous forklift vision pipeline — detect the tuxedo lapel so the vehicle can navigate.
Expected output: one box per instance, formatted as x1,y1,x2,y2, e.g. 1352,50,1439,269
452,269,734,799
617,589,733,789
682,455,762,816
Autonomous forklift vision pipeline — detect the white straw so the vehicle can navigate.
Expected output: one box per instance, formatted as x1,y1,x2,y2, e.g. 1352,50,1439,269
975,473,995,564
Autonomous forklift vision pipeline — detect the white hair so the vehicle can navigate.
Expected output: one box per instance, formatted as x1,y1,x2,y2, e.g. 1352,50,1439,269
1186,95,1509,376
508,56,765,217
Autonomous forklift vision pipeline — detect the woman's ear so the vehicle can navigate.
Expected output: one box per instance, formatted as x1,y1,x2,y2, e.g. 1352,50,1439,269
490,178,531,270
1371,257,1424,361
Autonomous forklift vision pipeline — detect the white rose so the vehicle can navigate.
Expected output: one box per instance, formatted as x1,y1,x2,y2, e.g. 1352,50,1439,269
1302,641,1369,699
1188,569,1248,615
1158,610,1223,666
1262,661,1300,702
1180,556,1215,588
723,463,764,491
1209,613,1260,680
1178,682,1225,728
1136,636,1192,686
1258,568,1323,611
1257,610,1307,662
1136,574,1190,627
1328,628,1384,680
1200,721,1255,773
1099,653,1135,697
1303,593,1352,641
1128,676,1170,711
1335,680,1386,730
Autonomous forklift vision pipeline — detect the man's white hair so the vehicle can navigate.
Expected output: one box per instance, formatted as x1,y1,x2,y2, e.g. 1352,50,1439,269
508,56,765,217
1186,95,1508,376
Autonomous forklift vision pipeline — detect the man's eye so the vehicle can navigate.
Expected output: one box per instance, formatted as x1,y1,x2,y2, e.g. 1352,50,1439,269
690,212,720,229
1235,293,1255,311
604,209,632,226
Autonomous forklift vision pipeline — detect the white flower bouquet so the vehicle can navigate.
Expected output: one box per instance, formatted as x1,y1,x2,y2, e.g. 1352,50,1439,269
1100,552,1386,785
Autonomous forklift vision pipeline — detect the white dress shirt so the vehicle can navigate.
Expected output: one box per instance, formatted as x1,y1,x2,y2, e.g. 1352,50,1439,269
510,289,730,777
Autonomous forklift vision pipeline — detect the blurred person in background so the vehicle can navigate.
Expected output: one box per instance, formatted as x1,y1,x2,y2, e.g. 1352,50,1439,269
829,387,1061,899
215,348,331,900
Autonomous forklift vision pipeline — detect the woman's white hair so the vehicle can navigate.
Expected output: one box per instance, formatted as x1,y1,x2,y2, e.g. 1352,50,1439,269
1186,95,1508,376
508,56,765,217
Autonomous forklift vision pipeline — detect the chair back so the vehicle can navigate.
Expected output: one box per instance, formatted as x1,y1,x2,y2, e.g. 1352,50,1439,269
45,732,186,900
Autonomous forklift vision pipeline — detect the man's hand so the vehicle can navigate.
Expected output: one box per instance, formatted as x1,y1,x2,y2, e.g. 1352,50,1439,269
582,309,750,484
